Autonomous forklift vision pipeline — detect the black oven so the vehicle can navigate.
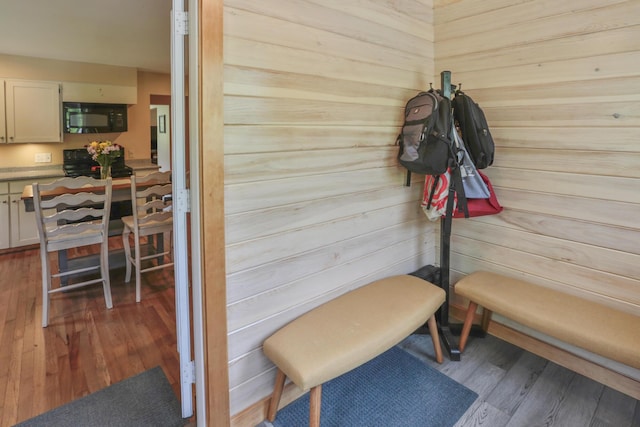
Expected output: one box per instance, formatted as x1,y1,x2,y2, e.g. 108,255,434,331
62,148,133,179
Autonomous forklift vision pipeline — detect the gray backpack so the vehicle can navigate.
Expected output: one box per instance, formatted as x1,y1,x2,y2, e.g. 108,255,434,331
397,91,454,184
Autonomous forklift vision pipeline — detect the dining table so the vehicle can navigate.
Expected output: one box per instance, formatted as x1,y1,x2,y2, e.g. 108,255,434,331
21,176,167,281
21,177,135,214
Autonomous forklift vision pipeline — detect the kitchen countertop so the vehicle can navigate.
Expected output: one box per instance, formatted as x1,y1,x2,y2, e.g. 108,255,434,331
125,159,161,172
0,160,160,182
0,165,65,182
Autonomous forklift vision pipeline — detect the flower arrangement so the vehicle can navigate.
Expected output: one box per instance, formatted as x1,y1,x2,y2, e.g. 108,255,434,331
86,140,122,179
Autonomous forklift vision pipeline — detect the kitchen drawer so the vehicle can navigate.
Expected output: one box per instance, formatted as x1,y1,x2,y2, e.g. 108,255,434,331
0,182,7,194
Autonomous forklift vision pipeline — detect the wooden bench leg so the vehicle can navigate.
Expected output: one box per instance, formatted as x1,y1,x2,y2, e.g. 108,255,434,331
459,301,478,352
426,315,443,363
481,307,493,331
267,368,286,422
309,384,322,427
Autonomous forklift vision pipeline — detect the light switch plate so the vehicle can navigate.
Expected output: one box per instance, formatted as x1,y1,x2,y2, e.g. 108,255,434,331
35,152,52,163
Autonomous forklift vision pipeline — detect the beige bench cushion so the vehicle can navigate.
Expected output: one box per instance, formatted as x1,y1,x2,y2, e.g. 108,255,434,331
263,275,445,391
455,271,640,370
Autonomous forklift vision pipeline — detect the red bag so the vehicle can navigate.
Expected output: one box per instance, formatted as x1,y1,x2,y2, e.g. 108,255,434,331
453,170,503,218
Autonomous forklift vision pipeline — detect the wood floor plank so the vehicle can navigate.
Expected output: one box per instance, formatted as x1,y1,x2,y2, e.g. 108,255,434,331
485,350,548,416
553,374,602,427
81,309,112,393
2,285,28,427
505,362,576,426
16,348,34,425
632,403,640,426
591,387,638,427
454,361,508,427
67,315,90,398
454,400,511,427
30,324,47,417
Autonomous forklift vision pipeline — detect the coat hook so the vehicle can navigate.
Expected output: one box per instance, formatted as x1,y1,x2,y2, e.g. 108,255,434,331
429,82,433,90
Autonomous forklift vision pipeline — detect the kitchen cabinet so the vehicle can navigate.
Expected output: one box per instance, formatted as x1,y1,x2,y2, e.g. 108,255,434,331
6,179,55,248
0,182,9,249
9,180,40,247
62,82,137,104
1,79,62,143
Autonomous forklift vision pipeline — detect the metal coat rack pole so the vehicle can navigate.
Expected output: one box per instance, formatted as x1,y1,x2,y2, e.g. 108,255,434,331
436,70,487,361
436,70,462,361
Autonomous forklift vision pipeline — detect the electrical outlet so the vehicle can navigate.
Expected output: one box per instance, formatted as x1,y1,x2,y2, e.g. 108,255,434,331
35,152,52,163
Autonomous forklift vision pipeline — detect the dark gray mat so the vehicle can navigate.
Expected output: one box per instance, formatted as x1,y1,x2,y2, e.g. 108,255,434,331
15,366,186,427
270,346,478,427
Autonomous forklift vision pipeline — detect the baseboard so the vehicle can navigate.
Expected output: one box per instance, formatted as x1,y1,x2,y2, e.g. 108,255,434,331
450,302,640,401
231,378,305,427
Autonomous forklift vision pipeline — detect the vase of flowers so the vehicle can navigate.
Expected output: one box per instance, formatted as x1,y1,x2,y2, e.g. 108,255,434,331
86,140,122,180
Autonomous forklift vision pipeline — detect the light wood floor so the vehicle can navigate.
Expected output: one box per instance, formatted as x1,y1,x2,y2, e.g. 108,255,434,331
398,333,640,427
0,241,184,427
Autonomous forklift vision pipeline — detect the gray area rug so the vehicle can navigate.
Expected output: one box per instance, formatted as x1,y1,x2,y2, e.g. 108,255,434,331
15,366,186,427
267,346,478,427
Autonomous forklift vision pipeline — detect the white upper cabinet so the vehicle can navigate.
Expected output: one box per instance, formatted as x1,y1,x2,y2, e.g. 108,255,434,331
62,82,137,104
1,79,62,143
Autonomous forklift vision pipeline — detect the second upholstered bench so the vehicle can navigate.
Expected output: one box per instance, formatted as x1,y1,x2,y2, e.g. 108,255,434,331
455,271,640,371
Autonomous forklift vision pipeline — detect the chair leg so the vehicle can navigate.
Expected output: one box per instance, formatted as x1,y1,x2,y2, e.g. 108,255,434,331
101,239,113,309
459,302,478,352
134,233,142,302
426,315,443,363
41,249,51,328
309,385,322,427
122,228,132,283
267,369,286,422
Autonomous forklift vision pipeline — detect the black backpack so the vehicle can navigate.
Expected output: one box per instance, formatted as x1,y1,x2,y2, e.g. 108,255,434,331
452,90,494,169
397,90,454,183
396,90,469,217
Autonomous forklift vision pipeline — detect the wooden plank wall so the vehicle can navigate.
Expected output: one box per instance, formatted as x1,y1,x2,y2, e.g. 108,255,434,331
436,0,640,369
223,0,437,415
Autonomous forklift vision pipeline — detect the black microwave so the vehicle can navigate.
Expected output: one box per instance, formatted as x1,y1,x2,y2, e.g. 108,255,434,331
63,102,128,134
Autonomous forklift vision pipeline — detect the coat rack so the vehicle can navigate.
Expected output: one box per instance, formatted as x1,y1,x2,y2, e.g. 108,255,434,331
413,71,486,361
436,70,461,360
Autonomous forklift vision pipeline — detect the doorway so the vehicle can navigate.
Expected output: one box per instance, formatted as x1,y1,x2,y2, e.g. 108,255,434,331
150,95,171,172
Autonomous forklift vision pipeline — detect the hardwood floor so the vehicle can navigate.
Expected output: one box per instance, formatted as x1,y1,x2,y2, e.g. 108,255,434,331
0,241,183,427
398,333,640,427
4,242,639,427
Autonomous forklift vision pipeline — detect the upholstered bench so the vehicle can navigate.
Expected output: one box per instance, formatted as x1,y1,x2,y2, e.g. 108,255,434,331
455,271,640,370
263,275,446,427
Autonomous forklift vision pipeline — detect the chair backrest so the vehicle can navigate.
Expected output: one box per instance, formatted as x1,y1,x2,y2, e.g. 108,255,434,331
130,171,172,228
33,176,113,251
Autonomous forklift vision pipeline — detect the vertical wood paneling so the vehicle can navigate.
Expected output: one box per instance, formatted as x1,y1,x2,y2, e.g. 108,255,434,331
223,0,435,415
435,0,640,372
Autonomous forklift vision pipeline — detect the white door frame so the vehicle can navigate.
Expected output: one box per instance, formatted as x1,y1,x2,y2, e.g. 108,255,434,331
171,0,207,420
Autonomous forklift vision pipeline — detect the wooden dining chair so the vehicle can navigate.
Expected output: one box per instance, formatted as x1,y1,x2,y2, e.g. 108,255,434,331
121,171,173,302
33,176,113,327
